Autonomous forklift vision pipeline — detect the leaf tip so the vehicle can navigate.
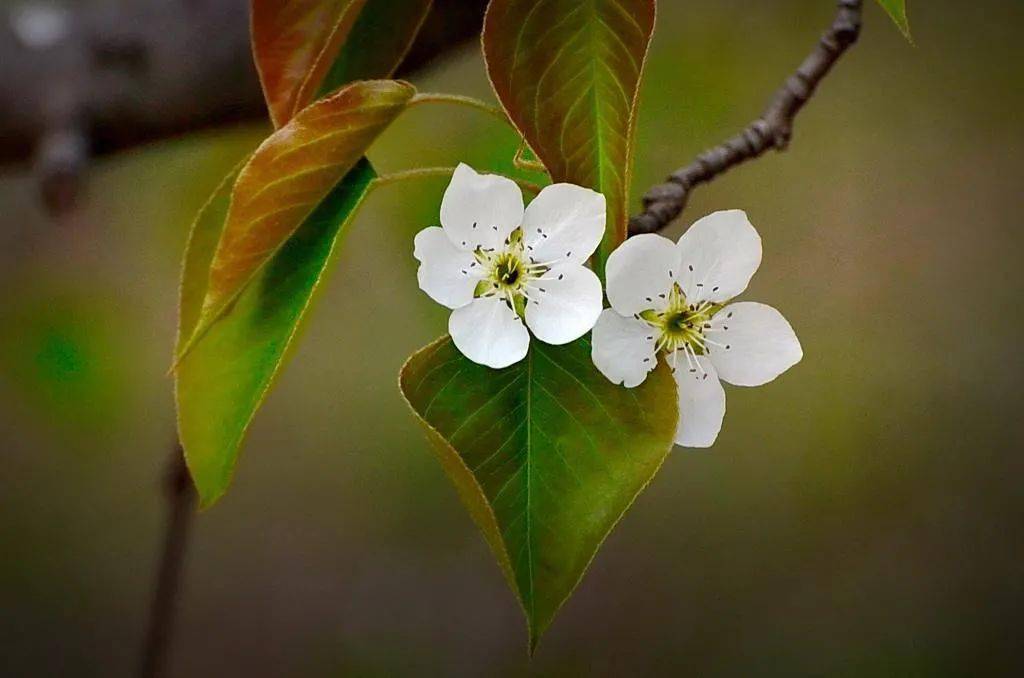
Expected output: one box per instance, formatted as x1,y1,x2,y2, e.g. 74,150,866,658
876,0,914,44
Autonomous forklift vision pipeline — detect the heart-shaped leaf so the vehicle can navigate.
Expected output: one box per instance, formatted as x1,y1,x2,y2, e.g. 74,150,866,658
400,335,677,648
177,159,377,508
875,0,912,42
178,79,414,357
483,0,656,270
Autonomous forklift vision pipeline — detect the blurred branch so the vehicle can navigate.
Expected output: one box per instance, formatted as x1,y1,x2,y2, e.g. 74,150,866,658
629,0,863,235
139,442,195,678
0,0,488,216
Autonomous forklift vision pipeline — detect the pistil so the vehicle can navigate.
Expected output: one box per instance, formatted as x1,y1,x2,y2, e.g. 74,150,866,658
645,285,721,358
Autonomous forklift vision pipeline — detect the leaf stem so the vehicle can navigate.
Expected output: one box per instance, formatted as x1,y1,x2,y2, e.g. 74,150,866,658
409,92,510,126
513,141,548,175
374,167,542,195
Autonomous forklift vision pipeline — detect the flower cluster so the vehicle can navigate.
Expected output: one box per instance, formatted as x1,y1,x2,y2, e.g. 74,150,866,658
414,165,801,447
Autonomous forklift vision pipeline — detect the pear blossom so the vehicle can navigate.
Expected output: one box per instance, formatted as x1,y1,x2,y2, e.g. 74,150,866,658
414,163,606,368
591,210,802,448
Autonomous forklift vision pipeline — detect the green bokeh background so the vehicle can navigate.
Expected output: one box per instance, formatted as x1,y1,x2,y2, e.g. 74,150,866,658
2,1,1022,675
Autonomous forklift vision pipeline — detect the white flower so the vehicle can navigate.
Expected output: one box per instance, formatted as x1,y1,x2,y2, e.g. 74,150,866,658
591,210,802,448
414,163,606,368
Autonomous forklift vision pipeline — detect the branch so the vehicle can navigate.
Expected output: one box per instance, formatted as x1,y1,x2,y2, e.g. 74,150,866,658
139,442,196,678
0,0,489,215
629,0,863,235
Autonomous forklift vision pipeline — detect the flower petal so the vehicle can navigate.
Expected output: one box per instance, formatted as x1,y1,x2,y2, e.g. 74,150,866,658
591,309,657,388
449,296,529,369
523,264,602,345
439,163,524,252
521,183,606,266
677,210,762,304
605,233,680,316
414,227,483,309
672,354,726,448
707,301,802,387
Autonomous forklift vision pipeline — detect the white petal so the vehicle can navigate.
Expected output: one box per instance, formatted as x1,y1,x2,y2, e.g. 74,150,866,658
672,354,726,448
677,210,762,304
521,183,606,266
707,301,802,387
590,309,657,388
523,264,602,345
605,233,680,316
440,163,524,251
414,227,483,309
449,296,529,369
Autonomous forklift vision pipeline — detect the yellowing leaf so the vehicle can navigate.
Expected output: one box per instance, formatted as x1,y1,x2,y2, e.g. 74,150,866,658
483,0,656,272
400,336,677,649
180,79,414,357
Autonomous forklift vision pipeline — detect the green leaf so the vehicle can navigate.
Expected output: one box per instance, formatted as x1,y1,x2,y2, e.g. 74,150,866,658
176,159,376,508
178,79,414,358
875,0,912,42
316,0,434,99
400,335,677,649
483,0,656,273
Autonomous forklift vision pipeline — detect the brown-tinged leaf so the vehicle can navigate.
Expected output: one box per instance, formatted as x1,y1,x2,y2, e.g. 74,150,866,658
177,160,377,507
252,0,368,128
179,79,414,357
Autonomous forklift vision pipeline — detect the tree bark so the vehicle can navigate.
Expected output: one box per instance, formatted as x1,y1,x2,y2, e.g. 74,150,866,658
629,0,863,234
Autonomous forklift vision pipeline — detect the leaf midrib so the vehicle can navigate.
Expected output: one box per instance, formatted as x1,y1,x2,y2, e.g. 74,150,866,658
524,347,536,624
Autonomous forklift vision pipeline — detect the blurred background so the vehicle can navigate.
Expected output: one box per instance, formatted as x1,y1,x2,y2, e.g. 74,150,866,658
2,0,1022,675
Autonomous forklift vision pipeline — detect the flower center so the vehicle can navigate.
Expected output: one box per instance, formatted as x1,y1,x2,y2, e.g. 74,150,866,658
641,284,723,358
474,227,549,316
493,253,523,288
